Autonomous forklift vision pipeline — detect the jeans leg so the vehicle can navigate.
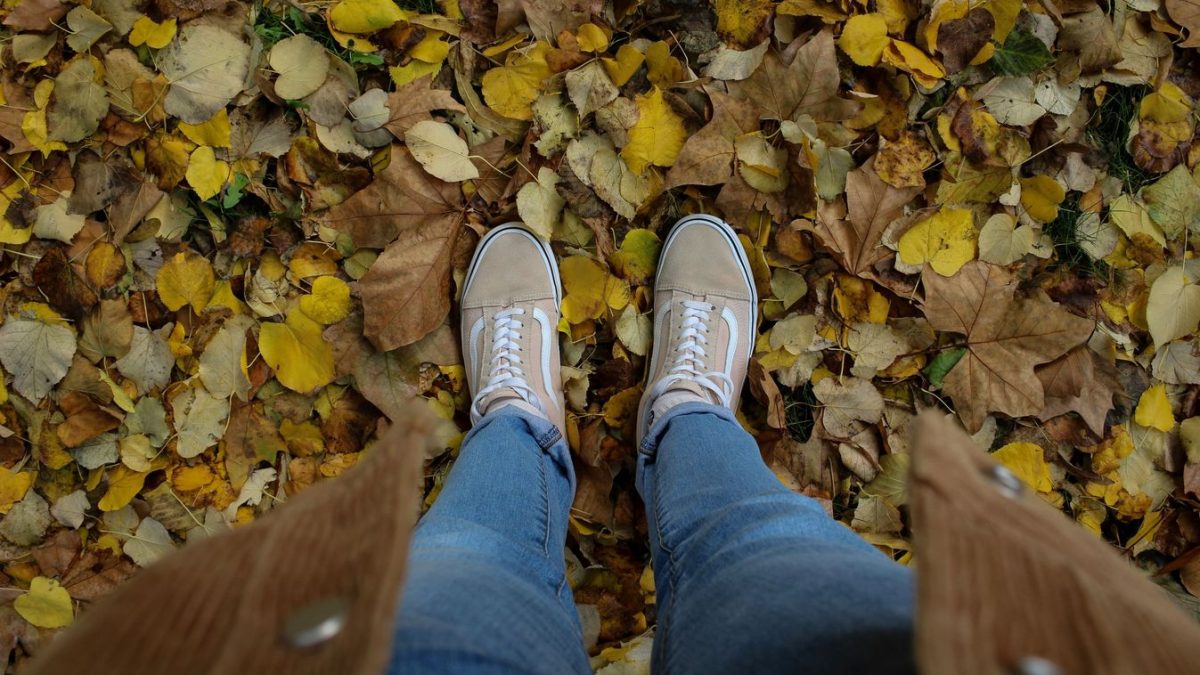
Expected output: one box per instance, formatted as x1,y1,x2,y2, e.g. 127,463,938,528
636,402,915,675
390,410,590,675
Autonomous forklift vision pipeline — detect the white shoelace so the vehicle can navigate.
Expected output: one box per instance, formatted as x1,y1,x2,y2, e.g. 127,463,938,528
471,308,543,423
648,300,734,407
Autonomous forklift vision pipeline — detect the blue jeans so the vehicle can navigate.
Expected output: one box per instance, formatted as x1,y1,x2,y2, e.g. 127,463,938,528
391,403,915,674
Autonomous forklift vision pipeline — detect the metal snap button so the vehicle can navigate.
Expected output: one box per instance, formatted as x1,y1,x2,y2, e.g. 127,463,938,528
1012,655,1064,675
282,595,351,648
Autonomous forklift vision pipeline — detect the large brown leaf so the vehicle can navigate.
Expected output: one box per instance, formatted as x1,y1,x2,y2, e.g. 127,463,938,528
355,148,467,350
382,76,466,138
665,89,759,189
317,145,465,249
1036,345,1119,436
921,262,1094,433
812,158,921,278
728,30,859,124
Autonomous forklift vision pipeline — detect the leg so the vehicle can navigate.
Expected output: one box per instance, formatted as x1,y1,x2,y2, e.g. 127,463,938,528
637,403,915,675
391,224,587,674
390,410,589,675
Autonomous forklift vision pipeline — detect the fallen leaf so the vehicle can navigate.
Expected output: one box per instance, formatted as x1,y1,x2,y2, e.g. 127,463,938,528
405,120,480,182
48,58,110,143
1147,265,1200,348
160,24,251,124
813,376,884,438
14,577,73,629
839,13,890,67
622,87,686,175
259,309,336,393
0,307,76,402
123,516,174,566
813,159,922,278
270,34,330,101
156,251,215,312
170,385,230,459
1135,383,1176,432
921,261,1094,432
897,207,977,276
515,167,565,240
128,15,176,49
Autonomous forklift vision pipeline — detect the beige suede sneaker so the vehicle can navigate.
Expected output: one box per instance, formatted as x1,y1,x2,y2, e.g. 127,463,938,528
636,215,757,443
461,223,565,433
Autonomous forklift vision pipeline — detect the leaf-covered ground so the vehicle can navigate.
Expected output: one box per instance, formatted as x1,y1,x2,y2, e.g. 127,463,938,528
4,0,1200,668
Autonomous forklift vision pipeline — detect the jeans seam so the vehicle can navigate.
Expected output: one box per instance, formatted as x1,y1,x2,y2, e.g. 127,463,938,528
539,450,551,556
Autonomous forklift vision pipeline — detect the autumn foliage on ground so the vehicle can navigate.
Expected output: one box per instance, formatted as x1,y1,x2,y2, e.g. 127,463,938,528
3,0,1200,668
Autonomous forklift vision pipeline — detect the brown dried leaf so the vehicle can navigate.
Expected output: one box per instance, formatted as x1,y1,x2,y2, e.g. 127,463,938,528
921,262,1095,433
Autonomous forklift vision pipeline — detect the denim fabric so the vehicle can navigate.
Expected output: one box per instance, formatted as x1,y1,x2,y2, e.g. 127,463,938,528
637,402,915,674
391,403,915,674
389,410,589,675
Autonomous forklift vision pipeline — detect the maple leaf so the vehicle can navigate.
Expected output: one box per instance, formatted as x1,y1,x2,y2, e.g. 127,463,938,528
383,76,467,138
729,30,860,124
1036,345,1120,437
348,148,468,350
665,89,759,189
812,158,921,278
921,261,1094,433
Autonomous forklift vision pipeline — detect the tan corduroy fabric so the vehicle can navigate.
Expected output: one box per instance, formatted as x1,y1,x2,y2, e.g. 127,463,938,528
23,405,1200,674
910,412,1200,675
27,404,437,675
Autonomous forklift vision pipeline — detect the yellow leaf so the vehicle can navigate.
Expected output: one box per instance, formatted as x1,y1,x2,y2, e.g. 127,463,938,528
167,320,192,360
561,256,629,324
14,577,73,629
992,442,1052,493
156,251,215,312
21,80,68,157
178,108,231,148
329,0,407,33
897,208,977,276
877,0,917,33
602,44,644,87
128,16,177,49
98,465,148,511
300,276,351,324
259,309,336,393
280,419,325,456
602,386,642,429
1134,384,1175,432
576,23,610,53
170,464,216,492
409,32,449,63
288,242,340,279
186,146,230,200
645,41,684,87
0,180,32,245
922,0,968,52
208,280,248,314
622,87,686,175
714,0,773,47
983,0,1021,42
882,40,945,88
390,60,441,86
1018,175,1065,223
610,229,662,284
838,14,890,67
481,42,552,121
0,468,33,514
735,132,788,193
1141,82,1192,126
